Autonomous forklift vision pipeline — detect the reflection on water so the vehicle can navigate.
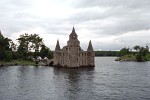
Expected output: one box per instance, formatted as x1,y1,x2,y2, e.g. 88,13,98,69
53,68,95,100
0,57,150,100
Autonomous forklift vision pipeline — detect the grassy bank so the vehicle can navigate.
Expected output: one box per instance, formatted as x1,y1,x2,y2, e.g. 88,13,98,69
0,60,37,66
116,53,150,61
116,54,136,61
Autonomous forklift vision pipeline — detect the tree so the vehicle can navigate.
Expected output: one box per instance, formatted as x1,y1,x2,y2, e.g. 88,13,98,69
133,45,140,52
40,45,53,59
133,45,149,62
0,32,15,61
29,34,43,58
17,33,30,60
117,47,130,57
17,33,44,60
29,34,43,52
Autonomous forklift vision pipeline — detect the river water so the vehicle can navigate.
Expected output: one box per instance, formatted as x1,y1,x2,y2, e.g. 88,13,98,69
0,57,150,100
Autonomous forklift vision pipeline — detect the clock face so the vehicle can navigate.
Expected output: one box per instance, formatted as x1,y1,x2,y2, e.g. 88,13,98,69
72,35,76,39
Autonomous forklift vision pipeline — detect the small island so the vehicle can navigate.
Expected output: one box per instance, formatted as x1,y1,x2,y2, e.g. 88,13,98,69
116,46,150,62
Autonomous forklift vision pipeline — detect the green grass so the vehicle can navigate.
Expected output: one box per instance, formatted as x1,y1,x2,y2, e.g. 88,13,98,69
116,53,150,61
0,60,36,66
119,54,136,61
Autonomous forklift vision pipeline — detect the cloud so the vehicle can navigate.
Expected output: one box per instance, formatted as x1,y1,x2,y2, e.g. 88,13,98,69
67,0,150,35
72,0,150,9
0,0,150,50
93,29,150,50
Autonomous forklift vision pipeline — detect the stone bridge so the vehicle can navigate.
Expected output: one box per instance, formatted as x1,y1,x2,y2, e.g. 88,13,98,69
39,59,54,66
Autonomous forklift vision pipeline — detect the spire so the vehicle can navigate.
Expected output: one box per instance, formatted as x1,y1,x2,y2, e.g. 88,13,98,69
70,26,77,35
72,26,75,33
87,40,93,51
55,39,60,51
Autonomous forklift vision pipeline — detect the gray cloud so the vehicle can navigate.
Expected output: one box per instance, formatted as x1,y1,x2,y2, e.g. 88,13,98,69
72,0,150,9
0,0,150,50
68,0,150,36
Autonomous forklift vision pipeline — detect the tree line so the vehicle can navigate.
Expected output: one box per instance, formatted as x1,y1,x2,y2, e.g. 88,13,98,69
0,32,52,61
95,51,118,56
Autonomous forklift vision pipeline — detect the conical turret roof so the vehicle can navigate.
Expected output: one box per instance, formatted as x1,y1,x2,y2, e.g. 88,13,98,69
87,40,93,51
55,39,60,51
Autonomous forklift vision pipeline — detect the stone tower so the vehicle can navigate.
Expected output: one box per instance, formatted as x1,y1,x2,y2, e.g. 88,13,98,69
53,27,95,68
87,40,95,66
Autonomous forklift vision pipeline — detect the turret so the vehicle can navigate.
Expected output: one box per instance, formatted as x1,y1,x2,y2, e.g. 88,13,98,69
53,39,61,66
87,40,93,51
55,39,60,51
87,40,95,67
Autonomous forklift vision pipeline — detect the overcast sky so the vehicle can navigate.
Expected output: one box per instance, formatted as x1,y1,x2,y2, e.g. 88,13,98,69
0,0,150,51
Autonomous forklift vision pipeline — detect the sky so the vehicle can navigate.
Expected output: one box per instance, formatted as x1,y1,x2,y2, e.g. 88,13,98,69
0,0,150,51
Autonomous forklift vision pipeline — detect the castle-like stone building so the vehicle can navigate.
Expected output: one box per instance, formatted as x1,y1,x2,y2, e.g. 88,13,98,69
53,27,95,68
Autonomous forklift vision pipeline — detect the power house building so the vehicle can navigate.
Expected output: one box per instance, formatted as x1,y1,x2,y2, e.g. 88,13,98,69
53,27,95,68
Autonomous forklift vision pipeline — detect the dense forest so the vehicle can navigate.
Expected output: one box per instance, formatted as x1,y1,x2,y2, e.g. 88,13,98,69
0,31,52,62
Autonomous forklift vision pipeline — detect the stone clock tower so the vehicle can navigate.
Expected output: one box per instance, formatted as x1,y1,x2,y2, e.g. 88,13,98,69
67,27,80,67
